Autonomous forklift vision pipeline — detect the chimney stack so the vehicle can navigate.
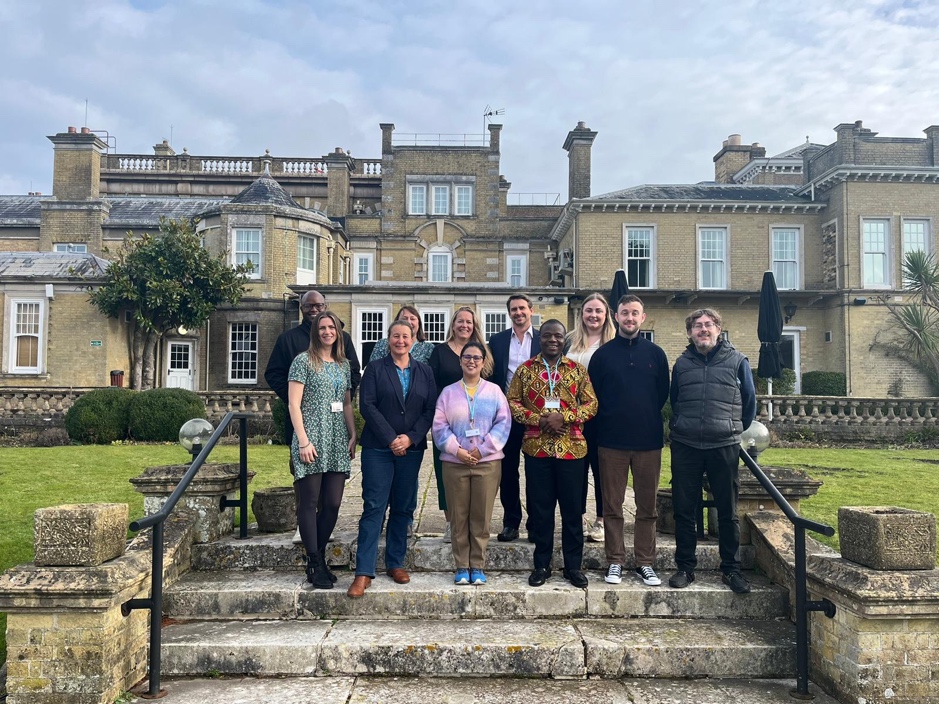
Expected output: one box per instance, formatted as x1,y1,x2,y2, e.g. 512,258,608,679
563,121,598,200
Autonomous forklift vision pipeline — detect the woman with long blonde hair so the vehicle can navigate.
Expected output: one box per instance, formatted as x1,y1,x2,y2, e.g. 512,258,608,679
428,306,494,540
565,293,615,542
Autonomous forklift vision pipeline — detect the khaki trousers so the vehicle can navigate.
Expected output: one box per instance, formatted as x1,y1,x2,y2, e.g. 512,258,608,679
442,460,502,569
598,447,662,567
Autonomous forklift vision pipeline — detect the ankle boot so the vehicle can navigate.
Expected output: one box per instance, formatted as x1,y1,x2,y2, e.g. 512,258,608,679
318,550,338,584
306,552,333,590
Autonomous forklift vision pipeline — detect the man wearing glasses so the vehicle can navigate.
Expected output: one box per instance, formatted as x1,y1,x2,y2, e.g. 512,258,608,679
667,308,755,594
264,290,362,542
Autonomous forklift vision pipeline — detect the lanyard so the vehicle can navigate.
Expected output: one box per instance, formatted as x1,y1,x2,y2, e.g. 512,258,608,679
324,362,344,400
542,357,561,398
461,380,478,426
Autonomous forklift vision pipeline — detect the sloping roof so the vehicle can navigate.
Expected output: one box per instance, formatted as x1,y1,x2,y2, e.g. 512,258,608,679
771,141,828,160
591,184,811,203
0,252,110,278
0,196,42,224
104,198,227,226
229,172,302,209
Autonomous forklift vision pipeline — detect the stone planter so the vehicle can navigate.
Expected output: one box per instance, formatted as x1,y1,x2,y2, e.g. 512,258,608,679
252,486,296,533
838,506,937,570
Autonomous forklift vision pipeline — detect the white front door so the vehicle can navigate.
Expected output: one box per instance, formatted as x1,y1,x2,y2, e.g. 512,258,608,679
166,341,194,390
781,330,802,393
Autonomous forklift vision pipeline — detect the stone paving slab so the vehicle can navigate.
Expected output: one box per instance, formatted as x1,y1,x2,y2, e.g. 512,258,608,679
132,676,841,704
164,569,787,621
159,617,796,679
579,618,796,678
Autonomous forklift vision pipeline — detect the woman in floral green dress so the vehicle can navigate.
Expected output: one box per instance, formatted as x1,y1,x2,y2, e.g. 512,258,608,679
288,311,357,589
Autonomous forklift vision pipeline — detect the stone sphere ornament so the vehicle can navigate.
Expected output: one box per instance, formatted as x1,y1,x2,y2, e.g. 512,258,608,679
179,418,215,453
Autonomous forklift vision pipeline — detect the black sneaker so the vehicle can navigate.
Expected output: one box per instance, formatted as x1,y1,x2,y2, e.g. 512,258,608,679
497,526,520,542
722,572,751,594
668,570,695,588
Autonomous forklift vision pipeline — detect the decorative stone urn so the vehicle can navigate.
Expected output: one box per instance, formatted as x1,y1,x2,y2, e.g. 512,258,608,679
838,506,937,570
252,486,297,533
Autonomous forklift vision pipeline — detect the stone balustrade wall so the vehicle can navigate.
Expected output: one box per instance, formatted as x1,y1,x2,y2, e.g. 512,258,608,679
3,389,939,443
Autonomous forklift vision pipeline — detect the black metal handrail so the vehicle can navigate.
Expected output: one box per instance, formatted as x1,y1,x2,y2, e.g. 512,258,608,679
738,449,836,701
123,411,252,699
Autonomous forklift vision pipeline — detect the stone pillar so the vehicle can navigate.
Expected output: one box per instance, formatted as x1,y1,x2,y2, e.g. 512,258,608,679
0,505,193,703
488,123,502,153
380,123,395,154
130,463,253,543
562,121,598,200
325,148,355,217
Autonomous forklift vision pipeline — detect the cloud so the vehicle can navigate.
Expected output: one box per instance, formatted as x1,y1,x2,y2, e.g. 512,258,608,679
2,0,939,197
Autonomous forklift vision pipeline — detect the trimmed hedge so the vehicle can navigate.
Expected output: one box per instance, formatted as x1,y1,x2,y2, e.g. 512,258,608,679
802,371,847,396
64,387,135,444
752,367,797,395
128,388,207,442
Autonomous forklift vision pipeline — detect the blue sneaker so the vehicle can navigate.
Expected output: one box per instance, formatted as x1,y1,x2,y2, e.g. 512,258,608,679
454,569,470,585
470,568,487,585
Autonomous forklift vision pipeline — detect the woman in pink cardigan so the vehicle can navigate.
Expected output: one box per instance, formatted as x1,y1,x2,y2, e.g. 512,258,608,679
432,341,512,585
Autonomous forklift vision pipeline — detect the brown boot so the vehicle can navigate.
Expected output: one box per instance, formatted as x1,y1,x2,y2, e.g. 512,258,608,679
347,575,372,598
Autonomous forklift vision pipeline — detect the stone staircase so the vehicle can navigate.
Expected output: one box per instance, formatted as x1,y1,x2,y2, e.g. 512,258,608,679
160,530,797,680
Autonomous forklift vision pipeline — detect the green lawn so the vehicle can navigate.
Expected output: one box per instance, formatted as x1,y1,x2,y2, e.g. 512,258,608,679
1,443,938,666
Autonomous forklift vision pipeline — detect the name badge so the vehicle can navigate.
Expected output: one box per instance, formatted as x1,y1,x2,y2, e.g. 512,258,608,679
543,398,561,410
465,428,481,437
331,401,343,413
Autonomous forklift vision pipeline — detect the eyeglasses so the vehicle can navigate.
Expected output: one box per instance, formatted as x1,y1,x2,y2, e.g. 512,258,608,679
461,354,484,362
301,303,327,311
691,321,718,330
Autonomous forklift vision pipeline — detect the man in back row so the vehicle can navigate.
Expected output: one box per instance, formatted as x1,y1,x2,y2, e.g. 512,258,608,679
668,307,755,594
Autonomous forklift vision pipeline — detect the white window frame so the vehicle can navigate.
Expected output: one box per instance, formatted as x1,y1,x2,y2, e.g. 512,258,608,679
455,185,473,216
420,308,450,344
638,330,655,342
408,185,427,215
506,254,527,288
354,252,374,285
861,217,891,289
428,248,452,283
8,298,46,374
234,228,262,279
771,226,802,291
697,225,729,290
432,185,450,216
622,224,656,289
355,306,390,363
297,234,317,285
227,322,258,384
902,217,930,259
481,309,510,342
53,243,87,253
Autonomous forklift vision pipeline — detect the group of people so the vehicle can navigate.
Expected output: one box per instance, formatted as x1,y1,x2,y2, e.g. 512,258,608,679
264,287,756,597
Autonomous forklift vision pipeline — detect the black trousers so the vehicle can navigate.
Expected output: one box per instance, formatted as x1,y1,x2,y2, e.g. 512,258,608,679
670,440,742,575
499,420,529,531
524,454,585,571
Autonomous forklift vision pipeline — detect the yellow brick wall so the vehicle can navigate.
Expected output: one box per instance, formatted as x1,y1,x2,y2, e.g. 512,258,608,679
52,147,102,200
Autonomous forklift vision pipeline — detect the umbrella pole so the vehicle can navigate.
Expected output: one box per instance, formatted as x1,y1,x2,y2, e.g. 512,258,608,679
767,379,773,420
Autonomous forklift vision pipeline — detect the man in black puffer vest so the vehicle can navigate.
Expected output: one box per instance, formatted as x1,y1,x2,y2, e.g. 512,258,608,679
668,308,755,594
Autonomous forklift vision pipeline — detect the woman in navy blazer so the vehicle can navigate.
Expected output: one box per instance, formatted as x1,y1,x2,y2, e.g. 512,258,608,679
348,320,437,598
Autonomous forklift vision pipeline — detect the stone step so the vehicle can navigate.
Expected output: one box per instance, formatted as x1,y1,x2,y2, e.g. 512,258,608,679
164,569,788,621
160,617,796,679
192,529,756,573
132,675,841,704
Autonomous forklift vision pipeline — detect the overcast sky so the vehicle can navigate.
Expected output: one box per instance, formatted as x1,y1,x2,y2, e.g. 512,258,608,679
3,0,939,199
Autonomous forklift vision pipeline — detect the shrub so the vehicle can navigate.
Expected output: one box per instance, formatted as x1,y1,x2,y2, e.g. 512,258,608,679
271,398,288,444
751,367,797,395
802,371,847,396
64,387,135,444
128,388,206,442
35,427,71,447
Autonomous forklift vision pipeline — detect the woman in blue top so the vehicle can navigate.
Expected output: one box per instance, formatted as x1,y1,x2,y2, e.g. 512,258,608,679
288,312,357,589
368,305,435,364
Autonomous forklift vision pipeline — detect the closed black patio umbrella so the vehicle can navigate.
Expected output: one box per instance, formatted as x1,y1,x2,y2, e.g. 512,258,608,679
610,269,630,308
757,270,784,391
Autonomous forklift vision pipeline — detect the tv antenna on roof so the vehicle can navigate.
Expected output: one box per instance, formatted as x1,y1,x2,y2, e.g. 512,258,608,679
482,104,505,135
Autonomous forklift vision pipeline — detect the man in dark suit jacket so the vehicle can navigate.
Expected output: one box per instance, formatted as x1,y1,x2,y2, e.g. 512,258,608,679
487,293,540,541
264,289,361,543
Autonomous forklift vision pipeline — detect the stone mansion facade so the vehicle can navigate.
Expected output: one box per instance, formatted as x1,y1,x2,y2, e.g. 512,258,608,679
1,119,938,397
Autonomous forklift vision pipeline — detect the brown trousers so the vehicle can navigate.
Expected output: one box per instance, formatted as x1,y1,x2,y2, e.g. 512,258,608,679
442,460,502,569
598,447,662,567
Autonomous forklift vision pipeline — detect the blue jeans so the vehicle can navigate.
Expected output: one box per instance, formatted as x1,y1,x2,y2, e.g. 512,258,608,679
354,447,424,577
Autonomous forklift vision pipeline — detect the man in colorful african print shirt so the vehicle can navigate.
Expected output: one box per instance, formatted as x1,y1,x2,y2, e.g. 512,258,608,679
507,319,598,589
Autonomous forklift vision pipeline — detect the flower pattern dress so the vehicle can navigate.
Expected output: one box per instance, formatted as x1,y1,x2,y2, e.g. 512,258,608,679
288,353,352,479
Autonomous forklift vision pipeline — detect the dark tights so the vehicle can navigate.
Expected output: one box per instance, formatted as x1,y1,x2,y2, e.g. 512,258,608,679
295,472,346,555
